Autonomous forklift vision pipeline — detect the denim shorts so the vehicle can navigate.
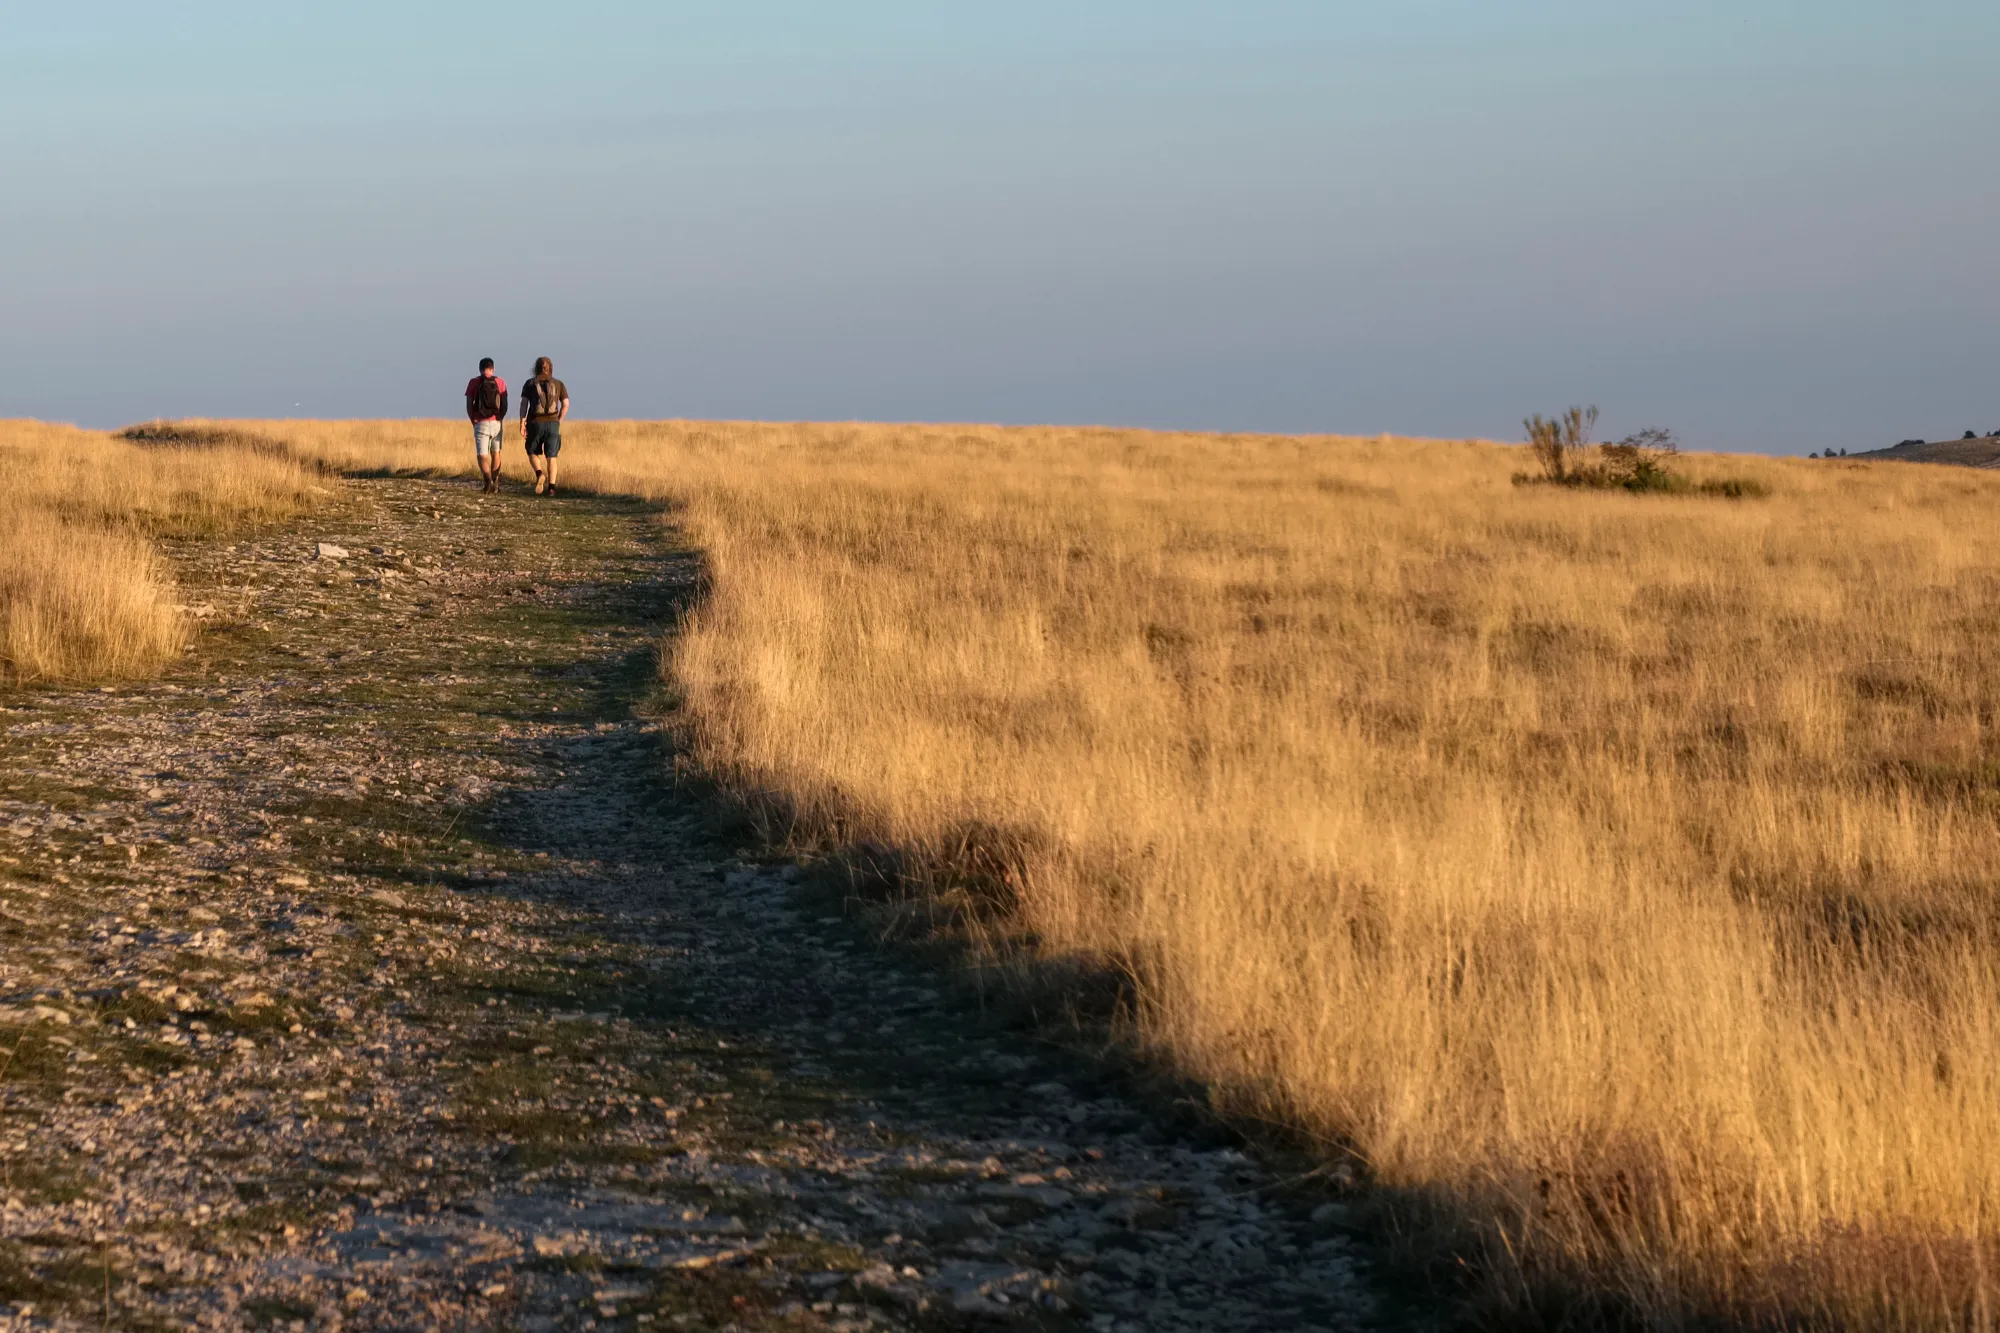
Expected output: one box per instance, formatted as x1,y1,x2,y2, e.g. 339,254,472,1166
525,420,562,458
472,420,503,457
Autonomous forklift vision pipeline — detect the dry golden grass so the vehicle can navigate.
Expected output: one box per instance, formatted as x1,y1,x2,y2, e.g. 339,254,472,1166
241,416,2000,1326
0,421,323,684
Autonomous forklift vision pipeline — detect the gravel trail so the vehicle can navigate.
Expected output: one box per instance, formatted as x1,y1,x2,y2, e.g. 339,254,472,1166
0,476,1376,1331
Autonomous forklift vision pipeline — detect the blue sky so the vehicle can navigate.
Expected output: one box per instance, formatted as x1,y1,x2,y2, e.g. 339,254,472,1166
3,1,1994,452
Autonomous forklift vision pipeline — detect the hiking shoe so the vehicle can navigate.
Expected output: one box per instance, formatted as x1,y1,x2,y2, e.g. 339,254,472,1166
533,475,546,495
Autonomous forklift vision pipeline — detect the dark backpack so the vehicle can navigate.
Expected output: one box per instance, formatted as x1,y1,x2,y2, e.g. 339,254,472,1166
472,376,503,417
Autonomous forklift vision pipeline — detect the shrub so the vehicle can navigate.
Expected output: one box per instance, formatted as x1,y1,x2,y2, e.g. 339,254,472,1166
1512,422,1766,500
1600,427,1682,492
1524,406,1597,482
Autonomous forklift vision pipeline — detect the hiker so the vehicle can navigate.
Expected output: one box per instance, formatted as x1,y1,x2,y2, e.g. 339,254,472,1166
464,357,509,493
519,356,570,496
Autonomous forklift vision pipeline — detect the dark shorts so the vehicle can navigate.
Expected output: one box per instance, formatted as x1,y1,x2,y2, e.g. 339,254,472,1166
525,420,562,458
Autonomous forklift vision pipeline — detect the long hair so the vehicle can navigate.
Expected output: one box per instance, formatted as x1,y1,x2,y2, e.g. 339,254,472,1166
533,356,553,377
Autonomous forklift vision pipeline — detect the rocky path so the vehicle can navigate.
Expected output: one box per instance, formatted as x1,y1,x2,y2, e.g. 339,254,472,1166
0,476,1376,1331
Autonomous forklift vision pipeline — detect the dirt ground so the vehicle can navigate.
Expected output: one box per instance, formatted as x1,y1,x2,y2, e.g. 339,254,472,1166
0,475,1376,1331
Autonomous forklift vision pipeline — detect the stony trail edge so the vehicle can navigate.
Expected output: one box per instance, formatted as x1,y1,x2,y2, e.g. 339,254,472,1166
0,476,1376,1331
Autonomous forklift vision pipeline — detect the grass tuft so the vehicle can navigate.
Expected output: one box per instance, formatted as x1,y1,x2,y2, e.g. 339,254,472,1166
0,420,324,684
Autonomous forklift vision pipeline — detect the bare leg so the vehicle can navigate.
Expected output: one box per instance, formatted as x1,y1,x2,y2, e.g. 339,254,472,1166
546,456,560,493
476,423,505,491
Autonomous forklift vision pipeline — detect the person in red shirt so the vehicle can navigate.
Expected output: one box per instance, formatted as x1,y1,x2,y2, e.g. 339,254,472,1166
464,357,509,494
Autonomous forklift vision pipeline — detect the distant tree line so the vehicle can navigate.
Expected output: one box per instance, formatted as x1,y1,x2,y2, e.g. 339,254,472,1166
1810,430,2000,458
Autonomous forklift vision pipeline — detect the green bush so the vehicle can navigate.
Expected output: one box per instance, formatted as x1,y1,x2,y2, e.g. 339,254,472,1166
1599,428,1683,491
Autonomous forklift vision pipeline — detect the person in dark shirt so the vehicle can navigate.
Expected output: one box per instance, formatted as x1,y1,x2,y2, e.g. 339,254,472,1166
519,356,570,496
464,357,509,494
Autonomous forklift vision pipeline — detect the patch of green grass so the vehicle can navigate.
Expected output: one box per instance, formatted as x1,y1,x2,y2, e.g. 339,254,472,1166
0,773,130,811
878,1163,973,1187
121,1042,196,1074
634,1265,793,1327
757,1235,867,1271
523,1252,607,1276
500,1139,665,1171
634,1181,790,1232
0,1029,79,1092
211,1002,299,1035
456,1064,557,1108
96,992,172,1026
0,1237,122,1315
242,1294,320,1325
2,1153,88,1204
428,958,688,1022
216,1199,330,1242
457,1099,578,1140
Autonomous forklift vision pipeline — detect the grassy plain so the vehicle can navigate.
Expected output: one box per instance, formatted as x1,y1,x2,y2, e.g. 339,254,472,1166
216,417,2000,1325
0,421,323,683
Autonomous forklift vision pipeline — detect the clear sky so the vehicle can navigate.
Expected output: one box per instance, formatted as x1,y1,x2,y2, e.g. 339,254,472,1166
4,1,1994,453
